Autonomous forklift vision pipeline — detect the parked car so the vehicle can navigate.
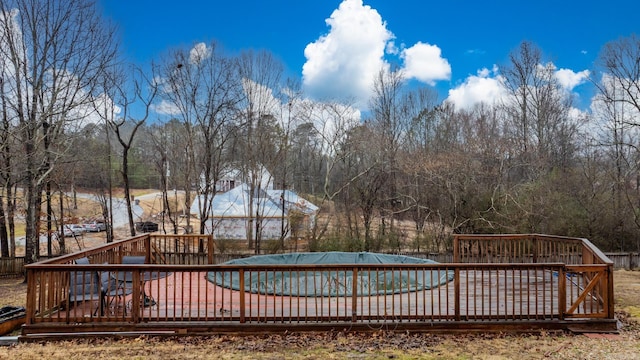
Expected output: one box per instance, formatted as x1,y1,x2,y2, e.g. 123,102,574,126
135,221,158,233
83,220,106,232
63,224,85,237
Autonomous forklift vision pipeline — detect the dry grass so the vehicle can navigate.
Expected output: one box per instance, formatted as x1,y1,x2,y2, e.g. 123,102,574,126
613,270,640,318
0,278,25,308
0,271,639,359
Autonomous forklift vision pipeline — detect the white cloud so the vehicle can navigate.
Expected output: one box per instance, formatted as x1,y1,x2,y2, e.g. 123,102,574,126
241,77,282,119
296,98,361,156
239,78,362,149
447,63,591,111
538,63,589,91
446,67,506,110
477,68,491,77
568,107,588,122
555,68,589,91
385,41,399,55
589,73,640,140
302,0,392,108
189,42,211,65
0,9,22,79
302,0,451,110
91,92,121,123
151,99,181,116
400,42,451,85
67,102,102,127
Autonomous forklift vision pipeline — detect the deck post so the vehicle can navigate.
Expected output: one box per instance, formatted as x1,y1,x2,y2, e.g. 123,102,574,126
130,270,141,323
453,236,459,262
145,235,151,263
25,268,36,325
606,264,614,318
239,269,245,323
351,267,358,322
208,235,215,264
582,246,594,265
558,266,566,320
454,267,460,321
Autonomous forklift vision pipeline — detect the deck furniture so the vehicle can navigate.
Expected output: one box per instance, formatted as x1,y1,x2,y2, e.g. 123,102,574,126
112,255,171,308
100,270,133,315
67,269,103,316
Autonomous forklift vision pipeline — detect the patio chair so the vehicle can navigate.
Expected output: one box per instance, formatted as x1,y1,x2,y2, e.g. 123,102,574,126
68,269,102,316
120,256,156,307
122,256,146,265
100,270,133,315
75,257,90,265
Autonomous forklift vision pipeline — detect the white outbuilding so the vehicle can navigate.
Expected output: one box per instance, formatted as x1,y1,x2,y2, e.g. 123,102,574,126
190,183,318,240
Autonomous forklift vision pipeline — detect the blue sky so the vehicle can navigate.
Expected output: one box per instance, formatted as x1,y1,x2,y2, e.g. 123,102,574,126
99,0,639,112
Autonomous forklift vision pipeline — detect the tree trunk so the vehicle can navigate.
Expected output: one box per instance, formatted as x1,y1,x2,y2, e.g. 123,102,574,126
8,185,16,258
0,195,9,258
122,147,135,236
46,182,52,256
58,190,65,254
24,183,43,265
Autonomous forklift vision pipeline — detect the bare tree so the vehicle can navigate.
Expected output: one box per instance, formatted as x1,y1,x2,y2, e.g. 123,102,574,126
0,0,118,263
594,34,640,118
497,42,582,235
142,121,180,234
235,50,283,253
331,67,411,251
289,97,360,250
70,123,114,242
0,67,18,257
266,80,302,250
158,42,240,235
96,65,157,236
368,68,411,244
289,121,322,195
394,87,441,249
592,34,640,250
500,41,576,177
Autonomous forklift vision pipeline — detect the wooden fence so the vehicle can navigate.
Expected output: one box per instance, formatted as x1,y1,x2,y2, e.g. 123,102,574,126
19,233,617,338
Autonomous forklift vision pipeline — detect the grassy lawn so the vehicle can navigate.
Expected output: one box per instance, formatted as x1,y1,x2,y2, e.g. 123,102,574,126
0,270,638,359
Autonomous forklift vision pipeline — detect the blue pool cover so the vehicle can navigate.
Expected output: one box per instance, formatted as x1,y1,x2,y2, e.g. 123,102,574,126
207,252,454,297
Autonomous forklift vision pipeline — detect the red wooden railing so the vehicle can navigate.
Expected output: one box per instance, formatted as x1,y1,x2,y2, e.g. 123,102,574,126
22,234,616,338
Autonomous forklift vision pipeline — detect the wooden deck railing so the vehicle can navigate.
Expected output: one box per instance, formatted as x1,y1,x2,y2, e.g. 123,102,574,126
30,234,215,267
22,234,617,338
7,251,639,277
454,234,614,322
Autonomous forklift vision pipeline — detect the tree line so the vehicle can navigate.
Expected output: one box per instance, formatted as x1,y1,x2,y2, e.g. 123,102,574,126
1,0,639,263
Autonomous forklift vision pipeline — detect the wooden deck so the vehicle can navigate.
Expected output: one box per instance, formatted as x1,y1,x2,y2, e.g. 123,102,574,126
22,234,617,339
59,268,572,321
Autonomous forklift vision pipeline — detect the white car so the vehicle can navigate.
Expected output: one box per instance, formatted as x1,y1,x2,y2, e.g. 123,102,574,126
83,220,106,232
63,224,85,237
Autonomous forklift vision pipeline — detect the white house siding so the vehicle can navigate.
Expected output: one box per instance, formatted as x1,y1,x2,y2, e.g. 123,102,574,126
204,217,288,240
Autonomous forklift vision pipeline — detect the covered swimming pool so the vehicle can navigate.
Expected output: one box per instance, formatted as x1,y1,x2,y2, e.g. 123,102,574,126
207,252,454,297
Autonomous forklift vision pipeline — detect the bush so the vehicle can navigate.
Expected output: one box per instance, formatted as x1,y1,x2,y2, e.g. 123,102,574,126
308,233,363,252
